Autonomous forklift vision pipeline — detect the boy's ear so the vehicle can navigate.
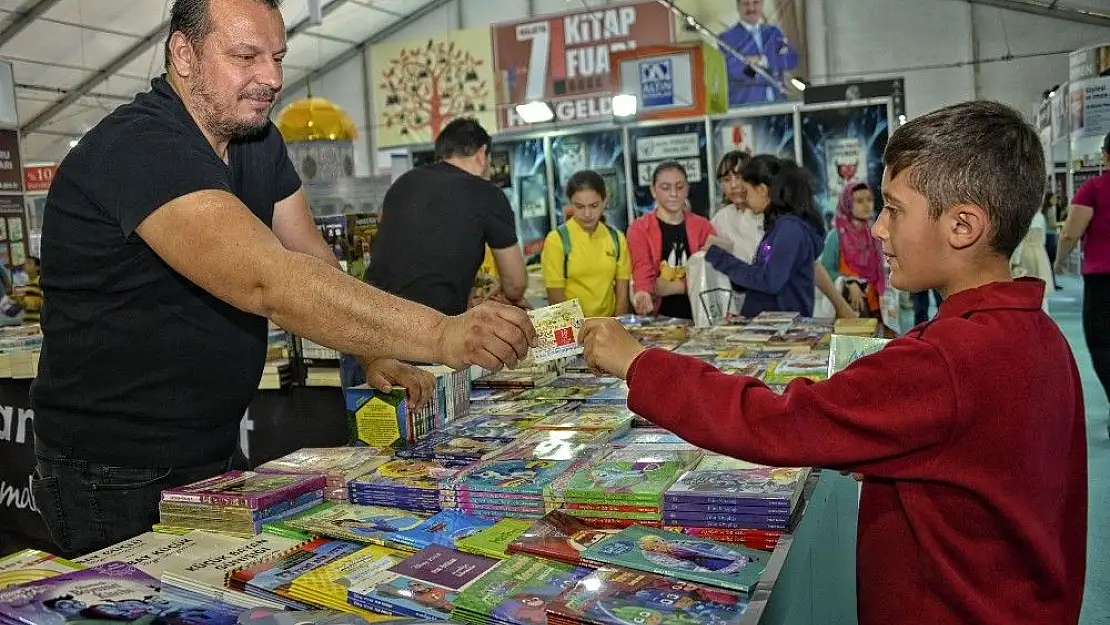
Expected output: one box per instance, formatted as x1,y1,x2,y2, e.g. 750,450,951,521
945,204,989,252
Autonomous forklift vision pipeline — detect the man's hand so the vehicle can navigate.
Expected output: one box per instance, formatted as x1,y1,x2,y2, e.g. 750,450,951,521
580,318,646,380
433,302,536,371
632,291,654,316
360,358,436,411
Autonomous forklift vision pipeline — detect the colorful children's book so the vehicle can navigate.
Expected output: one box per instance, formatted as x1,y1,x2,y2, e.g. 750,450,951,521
506,510,618,565
528,299,585,363
395,431,508,463
452,555,592,625
388,509,495,551
454,519,534,560
160,533,301,610
547,566,749,625
283,502,428,545
581,525,769,593
0,550,82,591
346,545,498,621
762,352,830,383
161,471,326,510
0,561,241,625
255,447,391,499
827,335,891,376
282,543,408,622
228,537,363,609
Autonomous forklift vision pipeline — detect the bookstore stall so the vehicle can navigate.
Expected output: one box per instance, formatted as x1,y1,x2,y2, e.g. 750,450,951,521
0,313,882,625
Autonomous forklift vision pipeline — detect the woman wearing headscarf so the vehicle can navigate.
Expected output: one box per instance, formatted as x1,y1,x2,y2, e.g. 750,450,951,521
821,182,885,317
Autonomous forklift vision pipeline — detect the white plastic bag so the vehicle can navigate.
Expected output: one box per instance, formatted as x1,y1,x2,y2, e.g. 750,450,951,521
687,252,738,327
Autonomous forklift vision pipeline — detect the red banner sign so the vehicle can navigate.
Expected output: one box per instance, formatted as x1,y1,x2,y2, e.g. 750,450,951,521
23,165,55,192
492,1,674,128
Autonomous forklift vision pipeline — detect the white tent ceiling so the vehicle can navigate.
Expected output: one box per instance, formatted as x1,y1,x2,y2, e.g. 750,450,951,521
0,0,449,165
0,0,1108,165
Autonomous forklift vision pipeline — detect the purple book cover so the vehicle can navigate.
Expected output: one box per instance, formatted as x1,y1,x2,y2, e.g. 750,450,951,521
387,545,497,591
161,470,327,509
0,561,239,625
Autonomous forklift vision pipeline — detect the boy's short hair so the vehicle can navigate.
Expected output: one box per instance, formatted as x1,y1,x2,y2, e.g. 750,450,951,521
884,101,1045,257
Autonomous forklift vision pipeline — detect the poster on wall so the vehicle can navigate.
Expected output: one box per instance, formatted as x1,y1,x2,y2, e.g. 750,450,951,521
712,113,795,159
628,122,710,217
0,130,22,193
371,27,498,148
1069,78,1110,167
800,105,889,219
673,0,806,108
492,1,675,129
498,138,550,257
550,132,629,231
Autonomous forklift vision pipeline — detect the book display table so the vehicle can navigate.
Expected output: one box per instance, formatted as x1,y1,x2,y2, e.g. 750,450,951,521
0,314,877,624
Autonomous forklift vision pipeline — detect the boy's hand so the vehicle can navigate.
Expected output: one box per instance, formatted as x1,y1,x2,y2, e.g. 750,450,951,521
360,358,436,411
580,318,646,380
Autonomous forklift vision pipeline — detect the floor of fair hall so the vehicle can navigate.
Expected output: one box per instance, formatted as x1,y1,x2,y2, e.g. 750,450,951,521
1041,276,1107,625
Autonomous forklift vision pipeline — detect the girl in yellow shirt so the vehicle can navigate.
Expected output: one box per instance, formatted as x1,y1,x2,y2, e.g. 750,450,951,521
541,171,631,317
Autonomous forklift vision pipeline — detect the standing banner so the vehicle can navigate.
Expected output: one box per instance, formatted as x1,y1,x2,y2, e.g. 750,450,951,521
371,28,498,148
492,1,675,129
672,0,807,109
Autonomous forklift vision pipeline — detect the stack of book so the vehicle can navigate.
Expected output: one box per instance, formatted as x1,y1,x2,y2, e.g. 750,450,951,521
157,471,325,537
346,459,452,513
506,510,619,566
454,519,533,560
256,447,392,501
227,537,363,609
158,533,302,609
386,509,494,552
281,501,428,546
300,337,342,387
451,554,592,625
443,451,578,521
0,562,243,625
394,430,505,465
546,566,750,625
664,455,809,541
549,447,703,529
346,545,499,621
580,525,770,595
282,543,408,618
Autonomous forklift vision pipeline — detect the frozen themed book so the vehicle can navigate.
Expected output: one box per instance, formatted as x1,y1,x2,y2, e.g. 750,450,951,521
581,526,769,594
546,567,748,625
161,471,326,510
0,561,240,625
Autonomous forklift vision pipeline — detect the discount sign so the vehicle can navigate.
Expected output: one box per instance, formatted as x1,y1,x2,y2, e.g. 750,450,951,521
492,1,674,128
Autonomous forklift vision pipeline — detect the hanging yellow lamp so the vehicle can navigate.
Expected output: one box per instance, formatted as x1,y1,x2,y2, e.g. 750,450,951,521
275,96,358,142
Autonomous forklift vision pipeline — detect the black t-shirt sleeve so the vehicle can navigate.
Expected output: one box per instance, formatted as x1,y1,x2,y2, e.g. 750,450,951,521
269,125,303,203
484,186,518,249
99,128,232,236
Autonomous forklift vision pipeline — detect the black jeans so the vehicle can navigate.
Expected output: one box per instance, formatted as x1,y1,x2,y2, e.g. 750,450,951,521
1084,274,1110,407
32,441,244,558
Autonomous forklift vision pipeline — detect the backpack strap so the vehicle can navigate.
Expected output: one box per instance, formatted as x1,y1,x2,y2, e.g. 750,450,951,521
557,224,572,279
605,224,621,263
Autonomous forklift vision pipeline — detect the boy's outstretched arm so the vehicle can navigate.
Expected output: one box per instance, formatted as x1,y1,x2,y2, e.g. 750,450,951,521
581,318,959,476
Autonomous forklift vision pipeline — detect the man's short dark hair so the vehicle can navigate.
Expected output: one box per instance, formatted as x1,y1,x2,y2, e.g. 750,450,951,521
884,101,1045,257
433,118,492,162
25,256,40,267
164,0,282,71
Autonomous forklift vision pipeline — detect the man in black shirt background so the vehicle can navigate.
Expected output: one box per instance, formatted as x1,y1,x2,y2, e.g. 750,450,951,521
30,0,535,557
368,119,529,316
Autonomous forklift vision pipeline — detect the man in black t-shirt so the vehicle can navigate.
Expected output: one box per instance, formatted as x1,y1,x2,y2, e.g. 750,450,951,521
30,0,535,558
367,119,528,316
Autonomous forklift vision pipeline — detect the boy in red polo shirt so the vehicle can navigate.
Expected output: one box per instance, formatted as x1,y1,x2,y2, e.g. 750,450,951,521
580,101,1088,624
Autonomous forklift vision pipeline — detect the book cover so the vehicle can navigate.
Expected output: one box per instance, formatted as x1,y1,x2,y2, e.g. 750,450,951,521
0,551,82,591
76,531,245,578
255,448,390,482
581,526,768,593
160,534,301,599
284,502,428,545
450,458,574,496
386,545,497,592
229,538,363,604
454,519,533,560
527,300,585,363
827,335,891,377
451,555,592,625
395,431,507,463
763,352,830,383
506,511,617,565
0,561,240,625
388,510,495,551
547,566,748,625
160,471,326,510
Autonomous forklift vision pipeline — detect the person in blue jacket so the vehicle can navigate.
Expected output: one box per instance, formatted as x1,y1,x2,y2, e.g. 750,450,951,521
704,155,824,316
719,0,799,106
